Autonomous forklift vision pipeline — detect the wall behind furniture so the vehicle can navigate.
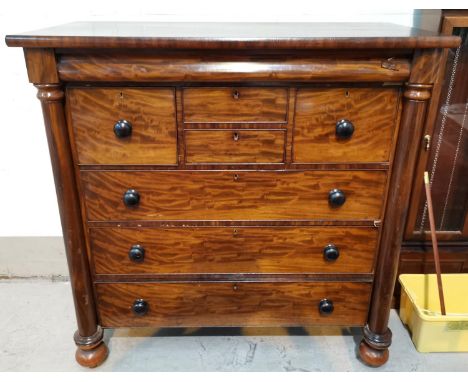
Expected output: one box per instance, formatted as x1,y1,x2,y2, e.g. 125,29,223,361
0,2,436,236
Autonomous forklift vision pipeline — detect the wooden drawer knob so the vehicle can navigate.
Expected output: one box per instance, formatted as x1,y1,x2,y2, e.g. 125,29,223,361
336,119,354,139
318,299,334,315
132,299,149,316
128,244,145,263
114,119,132,138
123,189,140,207
323,244,340,261
328,189,346,207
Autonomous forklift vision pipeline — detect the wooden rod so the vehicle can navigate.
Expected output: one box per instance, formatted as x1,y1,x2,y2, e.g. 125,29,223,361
424,171,446,315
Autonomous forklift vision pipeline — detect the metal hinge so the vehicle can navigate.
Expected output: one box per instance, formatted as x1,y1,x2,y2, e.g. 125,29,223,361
424,135,431,151
373,220,382,228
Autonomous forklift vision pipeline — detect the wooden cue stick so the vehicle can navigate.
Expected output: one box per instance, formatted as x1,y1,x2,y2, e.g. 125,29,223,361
424,171,446,315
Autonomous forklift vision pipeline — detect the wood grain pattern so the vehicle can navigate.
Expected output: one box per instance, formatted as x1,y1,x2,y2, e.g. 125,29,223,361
185,129,285,164
294,88,399,163
183,87,288,123
90,226,378,275
96,281,372,327
68,87,177,165
81,170,387,221
24,48,59,83
6,22,461,49
57,53,412,83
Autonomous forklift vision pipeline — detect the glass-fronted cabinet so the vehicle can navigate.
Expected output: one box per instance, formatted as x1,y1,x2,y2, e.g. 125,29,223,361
399,10,468,276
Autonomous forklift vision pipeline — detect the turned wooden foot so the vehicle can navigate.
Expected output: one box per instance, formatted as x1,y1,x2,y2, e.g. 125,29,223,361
358,324,392,367
74,326,108,368
359,340,389,367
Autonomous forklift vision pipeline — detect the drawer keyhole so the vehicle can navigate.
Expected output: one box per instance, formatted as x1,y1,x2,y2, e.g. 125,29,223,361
232,89,240,100
233,132,240,142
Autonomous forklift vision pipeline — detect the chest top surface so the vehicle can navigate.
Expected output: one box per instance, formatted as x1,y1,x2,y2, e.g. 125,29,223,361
5,21,460,49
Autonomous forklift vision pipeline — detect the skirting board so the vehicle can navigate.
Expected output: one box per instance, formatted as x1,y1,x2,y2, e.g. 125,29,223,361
0,237,68,279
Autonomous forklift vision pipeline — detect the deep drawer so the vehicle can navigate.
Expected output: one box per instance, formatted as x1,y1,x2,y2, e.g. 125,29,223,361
90,226,378,275
294,88,399,163
183,87,288,124
96,281,372,327
81,170,387,221
185,129,285,163
68,87,177,164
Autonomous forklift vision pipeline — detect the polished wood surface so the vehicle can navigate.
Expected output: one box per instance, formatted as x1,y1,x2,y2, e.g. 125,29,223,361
8,21,455,368
96,281,372,327
5,22,460,49
294,88,400,163
183,87,288,123
185,129,285,164
81,170,387,221
57,52,412,83
68,87,177,165
90,226,378,275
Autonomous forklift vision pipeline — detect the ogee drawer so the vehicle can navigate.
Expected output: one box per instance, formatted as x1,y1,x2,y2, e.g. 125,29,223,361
90,226,379,275
81,170,387,221
294,88,399,163
185,129,286,163
68,87,177,164
183,87,288,124
96,281,372,327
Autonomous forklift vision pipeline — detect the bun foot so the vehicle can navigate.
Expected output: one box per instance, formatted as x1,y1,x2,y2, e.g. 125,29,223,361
359,340,389,367
74,326,108,368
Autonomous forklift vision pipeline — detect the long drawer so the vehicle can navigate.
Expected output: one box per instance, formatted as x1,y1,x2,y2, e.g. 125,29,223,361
81,170,387,221
90,226,378,275
96,281,372,327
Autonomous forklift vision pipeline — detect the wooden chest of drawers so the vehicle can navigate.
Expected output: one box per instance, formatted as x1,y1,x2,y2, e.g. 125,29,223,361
6,22,459,368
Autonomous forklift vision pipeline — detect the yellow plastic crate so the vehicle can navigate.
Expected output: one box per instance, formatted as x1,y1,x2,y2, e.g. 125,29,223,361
399,274,468,352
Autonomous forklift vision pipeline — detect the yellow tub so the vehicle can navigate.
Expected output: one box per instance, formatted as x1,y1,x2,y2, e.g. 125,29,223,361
399,274,468,352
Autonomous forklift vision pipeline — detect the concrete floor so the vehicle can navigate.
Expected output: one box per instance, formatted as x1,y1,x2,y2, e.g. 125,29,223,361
1,279,467,371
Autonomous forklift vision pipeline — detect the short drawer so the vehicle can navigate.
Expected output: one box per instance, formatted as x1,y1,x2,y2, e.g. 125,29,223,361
185,129,285,163
183,87,288,124
96,281,372,327
68,87,177,164
294,88,399,163
90,226,378,275
81,170,387,221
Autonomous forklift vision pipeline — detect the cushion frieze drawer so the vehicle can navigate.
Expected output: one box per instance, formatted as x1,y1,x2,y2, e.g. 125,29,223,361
185,129,286,163
183,87,288,124
81,170,387,221
90,226,379,275
68,87,177,165
294,88,400,163
96,281,372,327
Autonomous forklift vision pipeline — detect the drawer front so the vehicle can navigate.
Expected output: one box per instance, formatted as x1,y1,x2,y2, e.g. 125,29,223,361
96,282,372,327
90,227,378,275
183,87,288,124
185,129,285,163
294,88,399,163
81,170,387,221
68,88,177,164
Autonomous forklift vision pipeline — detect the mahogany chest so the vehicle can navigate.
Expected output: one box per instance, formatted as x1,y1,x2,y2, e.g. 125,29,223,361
5,22,460,368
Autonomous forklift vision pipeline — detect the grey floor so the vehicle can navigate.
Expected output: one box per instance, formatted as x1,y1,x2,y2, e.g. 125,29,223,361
1,279,467,371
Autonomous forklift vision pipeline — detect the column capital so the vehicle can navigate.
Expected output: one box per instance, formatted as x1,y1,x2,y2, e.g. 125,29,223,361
35,84,64,102
403,83,432,101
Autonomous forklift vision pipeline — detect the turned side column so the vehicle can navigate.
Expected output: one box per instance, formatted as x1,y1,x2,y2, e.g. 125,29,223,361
359,50,440,367
26,47,108,368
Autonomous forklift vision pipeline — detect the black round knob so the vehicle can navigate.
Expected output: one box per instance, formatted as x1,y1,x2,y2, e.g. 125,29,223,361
328,189,346,207
132,299,149,316
129,245,145,263
123,189,140,207
336,119,354,139
318,299,334,315
323,244,340,261
114,119,132,138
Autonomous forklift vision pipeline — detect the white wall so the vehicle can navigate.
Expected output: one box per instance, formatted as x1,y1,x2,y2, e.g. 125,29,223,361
0,2,426,236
